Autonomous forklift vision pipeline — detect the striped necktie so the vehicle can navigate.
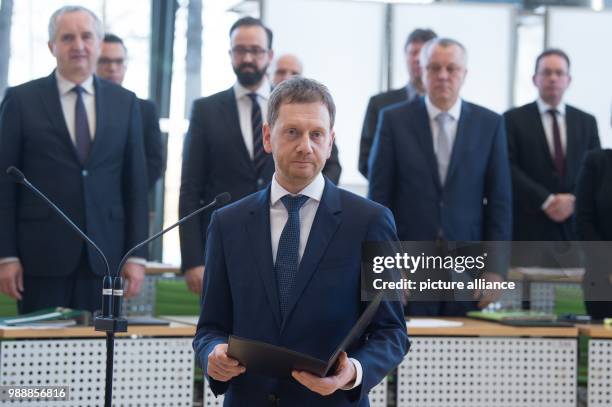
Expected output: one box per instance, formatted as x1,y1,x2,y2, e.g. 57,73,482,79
248,93,266,177
72,85,91,164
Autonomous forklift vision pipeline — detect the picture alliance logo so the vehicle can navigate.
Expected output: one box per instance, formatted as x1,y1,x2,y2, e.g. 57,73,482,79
371,252,488,274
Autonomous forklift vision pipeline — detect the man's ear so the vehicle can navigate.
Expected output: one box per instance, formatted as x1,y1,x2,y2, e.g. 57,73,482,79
327,130,335,159
48,41,55,56
263,122,273,154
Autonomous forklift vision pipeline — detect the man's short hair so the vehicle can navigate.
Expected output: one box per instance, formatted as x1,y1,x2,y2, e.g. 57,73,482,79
229,17,273,49
103,33,127,52
534,48,570,74
419,37,468,68
267,77,336,129
48,5,104,42
404,28,437,50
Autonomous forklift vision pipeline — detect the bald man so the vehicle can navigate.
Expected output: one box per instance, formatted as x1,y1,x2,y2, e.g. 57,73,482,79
271,54,303,86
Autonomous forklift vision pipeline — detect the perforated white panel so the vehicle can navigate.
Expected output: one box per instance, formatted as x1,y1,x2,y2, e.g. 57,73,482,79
398,337,577,407
588,339,612,407
530,282,582,313
0,338,194,406
202,374,387,406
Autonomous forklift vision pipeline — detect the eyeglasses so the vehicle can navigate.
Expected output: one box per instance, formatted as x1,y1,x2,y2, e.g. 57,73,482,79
230,46,268,58
426,64,464,77
98,57,126,67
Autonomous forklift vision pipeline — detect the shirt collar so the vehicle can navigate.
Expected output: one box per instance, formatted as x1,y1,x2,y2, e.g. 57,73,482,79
425,95,462,122
536,98,566,116
233,77,272,102
270,173,325,207
55,70,95,97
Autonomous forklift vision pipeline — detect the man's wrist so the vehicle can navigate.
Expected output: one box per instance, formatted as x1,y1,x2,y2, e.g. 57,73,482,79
341,358,362,390
0,257,20,266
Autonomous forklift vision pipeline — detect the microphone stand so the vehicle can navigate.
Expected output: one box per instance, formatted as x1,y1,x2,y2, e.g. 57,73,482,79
94,193,230,407
6,165,230,407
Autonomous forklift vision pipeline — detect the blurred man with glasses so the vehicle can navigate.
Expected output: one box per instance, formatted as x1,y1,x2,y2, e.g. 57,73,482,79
368,38,512,316
97,33,165,191
179,17,339,294
504,49,600,249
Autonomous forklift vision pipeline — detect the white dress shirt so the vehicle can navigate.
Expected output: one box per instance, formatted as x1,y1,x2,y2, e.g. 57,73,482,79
424,96,462,158
233,78,271,158
269,173,363,389
536,98,567,158
56,71,96,143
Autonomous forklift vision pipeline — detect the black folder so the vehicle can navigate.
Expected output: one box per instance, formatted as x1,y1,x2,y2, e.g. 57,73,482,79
227,292,383,378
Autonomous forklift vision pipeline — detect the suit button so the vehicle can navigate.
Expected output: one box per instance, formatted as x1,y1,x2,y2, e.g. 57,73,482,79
267,393,278,403
257,178,265,188
439,201,444,207
82,170,89,177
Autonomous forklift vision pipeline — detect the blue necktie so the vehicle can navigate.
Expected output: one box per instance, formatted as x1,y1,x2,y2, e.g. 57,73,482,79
247,93,266,177
275,194,309,317
72,86,91,164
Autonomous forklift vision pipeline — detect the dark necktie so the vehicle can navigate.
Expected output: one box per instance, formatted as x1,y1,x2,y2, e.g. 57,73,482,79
275,194,309,317
72,86,91,164
248,93,266,177
548,109,564,179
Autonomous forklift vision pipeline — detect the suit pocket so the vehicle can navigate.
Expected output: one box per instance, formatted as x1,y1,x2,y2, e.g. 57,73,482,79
18,206,51,220
110,206,125,221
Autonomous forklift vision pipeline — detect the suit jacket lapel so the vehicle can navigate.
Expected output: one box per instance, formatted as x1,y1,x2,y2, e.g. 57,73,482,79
88,75,106,166
445,101,470,184
39,72,80,164
246,186,282,329
528,102,556,174
413,99,442,192
281,180,342,332
222,88,256,171
563,106,579,189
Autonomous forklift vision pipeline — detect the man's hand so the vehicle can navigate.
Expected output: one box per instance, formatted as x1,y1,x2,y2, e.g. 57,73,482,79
121,263,145,299
544,194,575,223
474,271,504,309
292,352,356,396
0,261,24,300
185,266,204,294
207,343,245,382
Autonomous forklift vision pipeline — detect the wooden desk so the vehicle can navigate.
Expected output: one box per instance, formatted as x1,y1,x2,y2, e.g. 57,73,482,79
0,323,195,406
399,317,579,407
577,324,612,407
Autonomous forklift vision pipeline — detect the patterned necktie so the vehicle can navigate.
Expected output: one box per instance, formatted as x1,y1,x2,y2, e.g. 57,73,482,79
547,109,565,179
248,93,266,177
435,112,452,185
275,194,309,317
72,86,91,164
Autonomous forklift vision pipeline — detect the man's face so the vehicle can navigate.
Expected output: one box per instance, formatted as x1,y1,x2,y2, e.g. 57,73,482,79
532,54,571,106
230,25,273,87
263,102,334,190
272,55,302,86
422,44,467,109
405,41,425,86
48,11,101,82
97,42,127,85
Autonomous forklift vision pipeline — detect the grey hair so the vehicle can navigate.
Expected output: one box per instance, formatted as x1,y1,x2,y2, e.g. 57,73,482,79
267,77,336,129
419,37,468,68
48,6,104,42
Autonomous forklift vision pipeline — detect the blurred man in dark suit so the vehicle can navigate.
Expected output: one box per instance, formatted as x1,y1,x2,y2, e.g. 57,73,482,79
504,49,600,253
358,28,436,178
369,38,512,316
0,6,148,313
97,33,165,190
179,17,340,294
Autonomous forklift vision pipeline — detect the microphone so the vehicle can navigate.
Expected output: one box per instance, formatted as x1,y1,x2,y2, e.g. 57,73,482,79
109,191,230,321
6,166,111,278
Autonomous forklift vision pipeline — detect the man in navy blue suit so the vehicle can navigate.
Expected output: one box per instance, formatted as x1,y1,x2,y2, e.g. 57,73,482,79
0,6,148,313
179,17,341,294
193,77,408,406
368,38,512,316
